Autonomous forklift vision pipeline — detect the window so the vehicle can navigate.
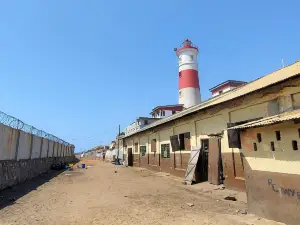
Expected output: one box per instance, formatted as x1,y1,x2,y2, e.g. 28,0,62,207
140,146,146,156
253,143,257,151
219,90,223,95
172,111,176,115
270,142,275,151
179,91,182,97
171,132,191,151
161,144,170,158
144,120,148,125
275,131,281,141
257,133,262,143
292,140,298,151
190,55,193,60
179,133,185,149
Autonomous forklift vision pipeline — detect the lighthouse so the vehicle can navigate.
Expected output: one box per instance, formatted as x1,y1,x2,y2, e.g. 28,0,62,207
175,39,201,108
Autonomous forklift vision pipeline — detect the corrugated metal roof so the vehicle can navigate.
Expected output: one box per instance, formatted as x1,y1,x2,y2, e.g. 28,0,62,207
228,110,300,130
124,61,300,138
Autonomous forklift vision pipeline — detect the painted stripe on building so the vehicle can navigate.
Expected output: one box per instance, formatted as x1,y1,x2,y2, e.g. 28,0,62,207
179,69,200,89
245,157,300,175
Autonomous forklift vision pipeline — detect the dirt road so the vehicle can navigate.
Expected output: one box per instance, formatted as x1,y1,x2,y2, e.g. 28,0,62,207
0,160,283,225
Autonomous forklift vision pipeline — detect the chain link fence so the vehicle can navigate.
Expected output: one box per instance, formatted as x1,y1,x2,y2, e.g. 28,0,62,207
0,110,71,146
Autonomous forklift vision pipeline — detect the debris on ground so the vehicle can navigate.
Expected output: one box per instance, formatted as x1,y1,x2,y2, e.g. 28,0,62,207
186,202,194,207
114,170,117,173
237,209,248,215
214,185,225,190
224,196,237,201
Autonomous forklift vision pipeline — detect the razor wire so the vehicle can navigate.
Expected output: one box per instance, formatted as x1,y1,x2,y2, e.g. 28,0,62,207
0,111,72,146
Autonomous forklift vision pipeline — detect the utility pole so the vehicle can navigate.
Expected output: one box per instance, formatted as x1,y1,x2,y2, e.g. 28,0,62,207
116,125,120,162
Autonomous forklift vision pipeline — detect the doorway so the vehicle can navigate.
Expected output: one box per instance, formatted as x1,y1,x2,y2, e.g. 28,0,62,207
195,139,209,182
128,148,133,166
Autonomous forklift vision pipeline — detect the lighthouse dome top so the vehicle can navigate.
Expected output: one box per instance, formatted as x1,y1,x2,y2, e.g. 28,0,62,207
175,39,198,55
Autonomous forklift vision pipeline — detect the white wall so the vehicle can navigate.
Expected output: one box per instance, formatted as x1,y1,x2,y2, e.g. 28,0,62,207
48,141,54,157
152,110,174,118
31,135,42,159
0,124,18,160
17,131,31,160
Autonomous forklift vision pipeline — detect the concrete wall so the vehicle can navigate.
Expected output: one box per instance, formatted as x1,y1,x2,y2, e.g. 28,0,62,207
0,123,75,191
0,124,19,160
31,135,42,159
240,121,300,225
123,76,300,191
41,138,48,158
17,131,31,160
48,141,54,157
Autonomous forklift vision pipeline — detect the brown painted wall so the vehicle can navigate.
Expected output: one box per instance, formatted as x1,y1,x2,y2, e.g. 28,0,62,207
132,152,188,178
244,160,300,225
222,152,246,191
132,153,139,167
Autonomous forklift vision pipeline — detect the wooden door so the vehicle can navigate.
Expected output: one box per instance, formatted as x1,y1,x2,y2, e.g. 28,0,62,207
151,139,157,166
208,138,221,185
128,148,133,166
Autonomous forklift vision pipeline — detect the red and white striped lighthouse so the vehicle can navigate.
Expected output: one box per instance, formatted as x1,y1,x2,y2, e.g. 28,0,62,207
175,39,201,108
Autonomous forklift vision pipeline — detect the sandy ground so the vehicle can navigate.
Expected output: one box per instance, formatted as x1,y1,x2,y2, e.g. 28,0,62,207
0,160,284,225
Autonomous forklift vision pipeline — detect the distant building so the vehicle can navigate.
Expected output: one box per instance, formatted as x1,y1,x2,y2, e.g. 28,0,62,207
124,117,160,136
209,80,247,97
150,105,183,118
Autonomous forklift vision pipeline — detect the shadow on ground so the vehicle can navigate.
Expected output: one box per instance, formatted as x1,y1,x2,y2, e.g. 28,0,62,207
0,159,80,210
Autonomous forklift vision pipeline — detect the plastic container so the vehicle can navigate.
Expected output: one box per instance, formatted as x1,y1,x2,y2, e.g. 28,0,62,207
81,164,86,168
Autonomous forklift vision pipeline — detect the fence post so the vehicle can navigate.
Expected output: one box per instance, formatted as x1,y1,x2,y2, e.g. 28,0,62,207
46,140,50,158
39,138,44,158
29,134,34,159
14,130,21,161
52,141,56,158
52,142,55,158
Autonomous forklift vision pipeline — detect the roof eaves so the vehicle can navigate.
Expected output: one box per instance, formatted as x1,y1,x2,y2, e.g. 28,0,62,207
209,80,247,91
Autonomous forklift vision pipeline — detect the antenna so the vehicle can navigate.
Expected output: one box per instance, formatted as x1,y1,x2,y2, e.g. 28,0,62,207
281,57,285,68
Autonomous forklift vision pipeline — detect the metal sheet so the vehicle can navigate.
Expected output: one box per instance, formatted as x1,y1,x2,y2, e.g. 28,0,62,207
229,109,300,130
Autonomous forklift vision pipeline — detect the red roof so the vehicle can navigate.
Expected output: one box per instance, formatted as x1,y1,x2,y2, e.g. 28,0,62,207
151,105,183,114
175,39,198,55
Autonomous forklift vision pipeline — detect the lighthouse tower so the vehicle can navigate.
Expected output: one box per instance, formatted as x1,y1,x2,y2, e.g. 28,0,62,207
175,39,200,108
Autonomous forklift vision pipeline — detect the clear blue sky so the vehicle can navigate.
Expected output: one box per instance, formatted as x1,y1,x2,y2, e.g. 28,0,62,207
0,1,299,152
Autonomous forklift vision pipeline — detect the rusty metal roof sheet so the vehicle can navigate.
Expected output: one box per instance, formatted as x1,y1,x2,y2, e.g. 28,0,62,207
124,61,300,138
228,110,300,130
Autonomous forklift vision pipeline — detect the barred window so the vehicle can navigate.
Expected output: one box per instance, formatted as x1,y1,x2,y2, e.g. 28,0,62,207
161,144,170,159
140,146,147,156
